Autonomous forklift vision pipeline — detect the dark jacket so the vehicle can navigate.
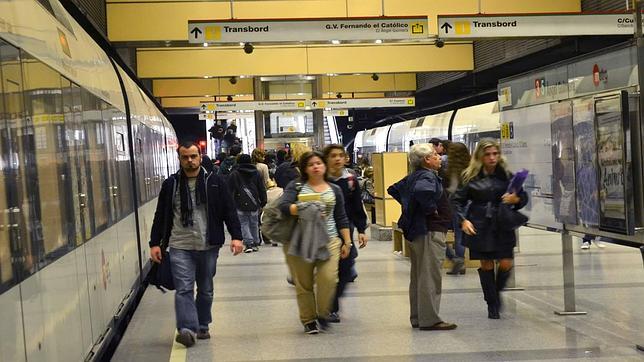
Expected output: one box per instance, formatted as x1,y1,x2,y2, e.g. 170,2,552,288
275,161,299,188
427,190,452,233
388,168,443,241
329,169,368,233
450,166,528,252
279,180,350,234
149,170,243,248
227,163,267,211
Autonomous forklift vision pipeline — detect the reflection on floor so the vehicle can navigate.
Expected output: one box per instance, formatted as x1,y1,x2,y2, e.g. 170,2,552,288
112,228,644,361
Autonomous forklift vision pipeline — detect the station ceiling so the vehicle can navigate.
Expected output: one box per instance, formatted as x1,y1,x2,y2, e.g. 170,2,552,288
107,0,581,109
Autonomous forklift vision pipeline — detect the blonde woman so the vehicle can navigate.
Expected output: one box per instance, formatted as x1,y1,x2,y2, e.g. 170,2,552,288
450,139,528,319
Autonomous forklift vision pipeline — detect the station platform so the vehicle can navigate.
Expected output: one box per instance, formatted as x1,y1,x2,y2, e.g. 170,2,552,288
112,228,644,361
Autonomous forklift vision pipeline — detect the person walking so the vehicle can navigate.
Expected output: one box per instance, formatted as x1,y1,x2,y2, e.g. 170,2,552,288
451,139,528,319
323,144,368,323
149,141,243,348
279,151,352,334
388,143,457,331
228,154,267,253
445,142,471,275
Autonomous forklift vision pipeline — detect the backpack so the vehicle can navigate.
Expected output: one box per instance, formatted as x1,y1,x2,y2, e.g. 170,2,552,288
218,157,235,176
361,179,375,204
260,183,301,244
232,173,260,211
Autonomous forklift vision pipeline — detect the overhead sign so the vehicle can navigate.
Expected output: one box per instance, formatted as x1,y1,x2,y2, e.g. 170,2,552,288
438,13,637,39
201,100,307,112
188,16,429,44
199,112,254,120
325,109,349,117
311,97,415,109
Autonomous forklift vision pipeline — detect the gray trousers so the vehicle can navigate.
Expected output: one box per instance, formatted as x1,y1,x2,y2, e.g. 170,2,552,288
409,231,446,327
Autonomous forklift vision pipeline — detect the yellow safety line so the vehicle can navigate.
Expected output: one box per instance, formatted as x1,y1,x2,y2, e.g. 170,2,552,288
169,332,188,362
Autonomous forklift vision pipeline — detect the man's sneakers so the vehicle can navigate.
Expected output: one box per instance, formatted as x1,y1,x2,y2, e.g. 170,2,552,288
581,241,591,250
244,246,253,253
197,329,211,340
175,328,196,347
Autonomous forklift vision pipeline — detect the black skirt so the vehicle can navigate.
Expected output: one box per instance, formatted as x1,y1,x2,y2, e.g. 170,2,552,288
469,248,514,260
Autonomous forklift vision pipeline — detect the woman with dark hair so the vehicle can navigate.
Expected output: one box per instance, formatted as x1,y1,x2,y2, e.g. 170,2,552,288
451,139,528,319
279,151,352,334
445,142,471,275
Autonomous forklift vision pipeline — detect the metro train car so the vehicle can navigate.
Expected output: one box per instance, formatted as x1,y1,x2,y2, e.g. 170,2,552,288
0,0,177,360
355,101,501,162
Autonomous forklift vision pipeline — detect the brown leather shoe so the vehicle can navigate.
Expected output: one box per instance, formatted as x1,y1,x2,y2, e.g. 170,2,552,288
419,322,457,331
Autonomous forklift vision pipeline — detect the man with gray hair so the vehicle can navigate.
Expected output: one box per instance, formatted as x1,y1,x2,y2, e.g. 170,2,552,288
388,143,456,331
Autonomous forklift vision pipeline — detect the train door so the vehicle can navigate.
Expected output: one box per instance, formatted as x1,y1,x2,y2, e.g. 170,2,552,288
62,80,91,244
0,38,28,362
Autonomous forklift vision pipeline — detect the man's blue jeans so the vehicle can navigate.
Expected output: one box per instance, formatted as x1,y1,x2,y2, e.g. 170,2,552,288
169,247,220,333
238,210,259,247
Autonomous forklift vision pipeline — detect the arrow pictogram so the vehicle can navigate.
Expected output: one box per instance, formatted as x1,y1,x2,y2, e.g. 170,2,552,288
440,22,453,34
190,27,203,39
311,101,317,107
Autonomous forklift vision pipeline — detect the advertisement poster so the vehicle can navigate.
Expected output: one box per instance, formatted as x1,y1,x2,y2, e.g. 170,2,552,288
572,98,599,227
594,96,627,232
550,102,577,225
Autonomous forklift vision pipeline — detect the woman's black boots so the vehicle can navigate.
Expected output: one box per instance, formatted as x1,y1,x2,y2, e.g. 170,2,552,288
495,268,512,312
478,268,499,319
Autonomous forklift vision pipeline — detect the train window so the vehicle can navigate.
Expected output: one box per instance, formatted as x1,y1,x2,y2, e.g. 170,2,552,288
81,89,111,233
21,50,69,259
116,132,125,152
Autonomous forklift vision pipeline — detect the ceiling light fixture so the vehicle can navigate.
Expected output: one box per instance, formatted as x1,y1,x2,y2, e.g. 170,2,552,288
331,40,340,45
203,42,208,47
375,39,383,44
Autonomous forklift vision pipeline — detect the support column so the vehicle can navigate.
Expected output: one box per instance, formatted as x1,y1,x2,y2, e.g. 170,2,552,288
312,76,325,149
554,231,586,316
638,246,644,352
253,77,265,149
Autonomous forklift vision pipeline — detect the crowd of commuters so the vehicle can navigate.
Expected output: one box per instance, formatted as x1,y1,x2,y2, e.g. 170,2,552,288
149,136,540,347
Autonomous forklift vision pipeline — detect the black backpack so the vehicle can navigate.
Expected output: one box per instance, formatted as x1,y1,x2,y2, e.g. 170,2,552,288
218,157,235,176
232,173,260,211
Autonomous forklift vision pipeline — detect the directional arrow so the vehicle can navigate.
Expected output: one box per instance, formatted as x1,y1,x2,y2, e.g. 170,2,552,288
440,22,453,34
190,27,203,39
312,101,317,107
201,104,207,111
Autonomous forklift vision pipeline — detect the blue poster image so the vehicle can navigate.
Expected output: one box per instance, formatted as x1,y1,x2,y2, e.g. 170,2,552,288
572,99,599,227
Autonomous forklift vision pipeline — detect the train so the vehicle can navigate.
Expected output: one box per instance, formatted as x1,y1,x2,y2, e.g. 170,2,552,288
354,100,501,162
0,0,177,360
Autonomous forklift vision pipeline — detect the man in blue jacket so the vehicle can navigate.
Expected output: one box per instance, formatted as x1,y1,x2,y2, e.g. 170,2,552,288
150,141,243,347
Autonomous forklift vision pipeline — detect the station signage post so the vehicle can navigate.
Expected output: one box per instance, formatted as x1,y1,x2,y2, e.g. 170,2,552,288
189,16,429,44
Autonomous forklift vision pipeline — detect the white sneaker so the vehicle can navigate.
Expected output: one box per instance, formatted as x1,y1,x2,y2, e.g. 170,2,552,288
595,240,606,248
581,241,591,250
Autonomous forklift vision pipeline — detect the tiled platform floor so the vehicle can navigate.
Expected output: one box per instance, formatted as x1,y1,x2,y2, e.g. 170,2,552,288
112,228,644,361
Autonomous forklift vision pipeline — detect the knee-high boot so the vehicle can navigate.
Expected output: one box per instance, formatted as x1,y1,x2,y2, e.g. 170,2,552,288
477,268,499,319
495,268,512,312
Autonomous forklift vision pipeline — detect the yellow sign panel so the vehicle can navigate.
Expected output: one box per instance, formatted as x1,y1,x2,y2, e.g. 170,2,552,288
407,99,414,105
207,104,216,111
455,21,471,35
500,122,511,140
205,26,221,41
297,102,305,108
410,23,425,35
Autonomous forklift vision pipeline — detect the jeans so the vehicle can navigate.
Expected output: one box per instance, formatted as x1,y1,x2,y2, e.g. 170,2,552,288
446,216,465,260
170,247,220,332
332,225,357,313
238,210,260,247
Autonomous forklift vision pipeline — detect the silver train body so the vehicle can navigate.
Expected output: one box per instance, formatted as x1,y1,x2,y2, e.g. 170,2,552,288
0,0,178,360
355,101,501,161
